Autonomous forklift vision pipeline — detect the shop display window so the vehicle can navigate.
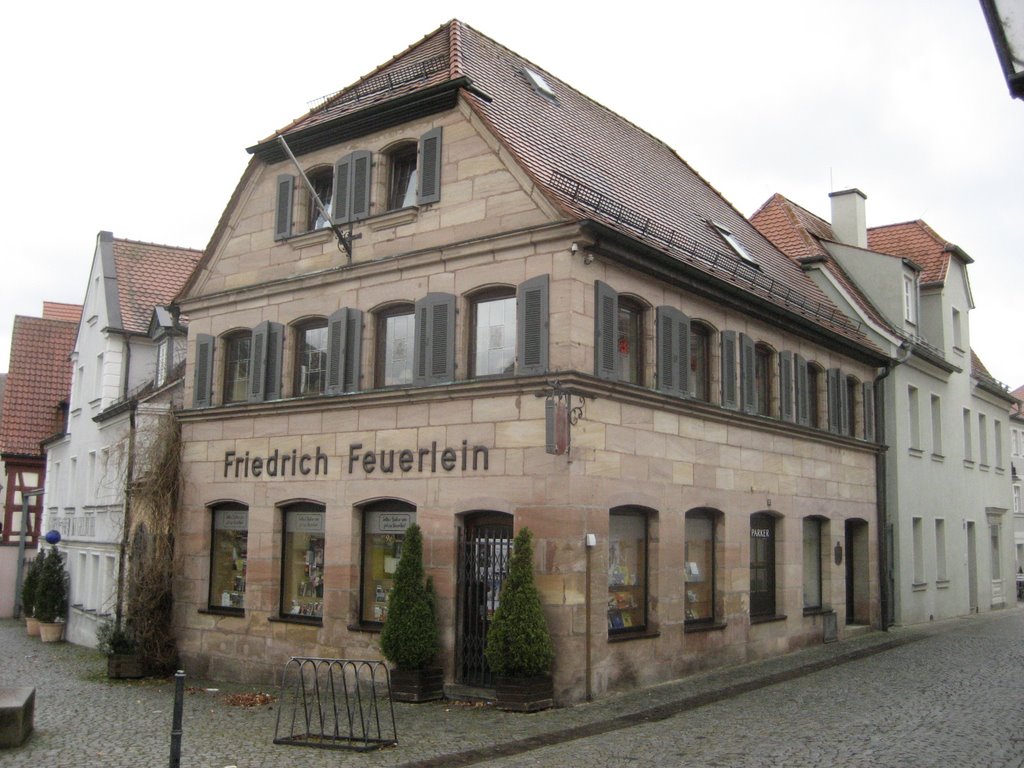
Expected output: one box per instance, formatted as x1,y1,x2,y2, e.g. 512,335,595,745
684,509,717,624
608,508,647,633
208,503,248,613
360,503,417,624
281,504,326,619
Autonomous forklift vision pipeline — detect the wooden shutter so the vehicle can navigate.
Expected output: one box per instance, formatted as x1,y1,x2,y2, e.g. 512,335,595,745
417,127,443,205
248,322,268,403
264,322,284,401
193,333,214,408
350,150,372,221
333,155,352,225
656,306,690,396
863,381,876,442
795,354,810,426
594,281,619,381
414,293,456,386
326,308,348,396
274,175,294,240
342,309,363,393
780,351,795,423
827,368,841,434
721,330,738,410
739,333,756,415
517,274,549,375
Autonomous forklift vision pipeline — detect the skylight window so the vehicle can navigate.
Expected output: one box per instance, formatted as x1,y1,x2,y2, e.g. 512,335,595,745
522,68,557,101
712,222,757,265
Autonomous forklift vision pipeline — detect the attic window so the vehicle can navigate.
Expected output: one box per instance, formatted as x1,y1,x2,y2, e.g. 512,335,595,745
712,222,757,266
522,68,557,101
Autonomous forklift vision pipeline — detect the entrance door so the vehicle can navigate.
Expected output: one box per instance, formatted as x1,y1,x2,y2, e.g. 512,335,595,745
967,521,978,613
456,512,513,687
845,519,869,624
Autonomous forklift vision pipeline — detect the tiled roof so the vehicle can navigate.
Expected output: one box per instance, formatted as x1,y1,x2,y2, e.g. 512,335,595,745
111,239,203,334
0,313,79,457
971,349,993,380
751,194,895,335
42,302,83,323
1012,383,1024,402
265,20,876,351
866,221,952,287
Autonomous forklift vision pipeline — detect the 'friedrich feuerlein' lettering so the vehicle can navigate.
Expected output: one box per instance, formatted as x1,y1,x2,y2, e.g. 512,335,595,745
347,440,489,475
223,447,329,478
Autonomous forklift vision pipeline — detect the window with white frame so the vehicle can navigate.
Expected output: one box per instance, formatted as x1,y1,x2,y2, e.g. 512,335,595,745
963,409,973,462
930,394,942,456
935,519,947,582
908,386,921,450
903,274,917,324
912,517,924,584
979,413,989,466
995,420,1004,468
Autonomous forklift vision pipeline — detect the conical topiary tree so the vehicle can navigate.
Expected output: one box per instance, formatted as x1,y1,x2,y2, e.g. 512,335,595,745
484,527,554,679
380,524,439,670
21,551,44,618
33,545,69,623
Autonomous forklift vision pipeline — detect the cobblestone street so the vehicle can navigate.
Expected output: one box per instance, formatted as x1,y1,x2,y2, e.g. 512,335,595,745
0,608,1021,767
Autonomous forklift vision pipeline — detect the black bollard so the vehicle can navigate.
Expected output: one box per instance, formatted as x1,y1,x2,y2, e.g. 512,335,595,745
169,670,185,768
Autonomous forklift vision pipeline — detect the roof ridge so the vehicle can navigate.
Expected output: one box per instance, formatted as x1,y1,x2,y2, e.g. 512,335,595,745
112,236,203,254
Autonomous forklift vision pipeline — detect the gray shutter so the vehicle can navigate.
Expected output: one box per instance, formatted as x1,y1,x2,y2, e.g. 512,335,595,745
248,322,268,402
417,127,443,205
193,333,214,408
863,381,876,442
350,150,372,221
594,281,618,381
517,274,549,375
333,155,352,224
264,322,284,401
721,330,738,410
827,368,841,434
342,309,363,393
414,293,456,386
325,308,348,396
780,351,795,423
739,333,756,415
656,306,690,396
839,375,850,437
795,354,810,426
274,175,294,240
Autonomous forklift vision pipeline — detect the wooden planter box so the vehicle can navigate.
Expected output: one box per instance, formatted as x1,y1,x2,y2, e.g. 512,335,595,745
494,675,553,712
107,654,145,679
388,667,444,703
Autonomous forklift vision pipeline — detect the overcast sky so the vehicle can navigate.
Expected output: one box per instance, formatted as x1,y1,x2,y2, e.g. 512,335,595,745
2,2,1021,389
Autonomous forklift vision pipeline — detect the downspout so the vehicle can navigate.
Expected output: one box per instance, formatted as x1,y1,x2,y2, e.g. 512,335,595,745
874,340,911,631
115,336,134,628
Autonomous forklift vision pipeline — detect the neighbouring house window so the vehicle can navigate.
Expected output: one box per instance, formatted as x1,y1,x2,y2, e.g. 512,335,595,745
979,414,989,466
471,290,516,377
951,307,963,350
616,298,643,385
935,519,947,582
222,331,252,404
360,502,416,624
990,521,1002,581
749,512,777,618
803,517,826,610
908,386,921,449
281,504,326,619
208,503,248,612
1014,485,1021,514
376,304,415,387
387,143,418,211
685,509,718,624
608,508,648,633
294,320,329,396
912,517,924,584
903,274,917,324
155,337,170,387
931,394,943,455
307,167,334,231
754,344,772,417
995,420,1003,468
808,364,823,428
964,409,974,462
690,322,711,402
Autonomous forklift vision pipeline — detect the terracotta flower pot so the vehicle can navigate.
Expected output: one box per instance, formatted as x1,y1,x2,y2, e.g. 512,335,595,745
25,617,40,637
38,622,63,643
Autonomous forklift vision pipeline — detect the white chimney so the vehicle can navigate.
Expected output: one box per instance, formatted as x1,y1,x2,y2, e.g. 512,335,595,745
829,188,868,248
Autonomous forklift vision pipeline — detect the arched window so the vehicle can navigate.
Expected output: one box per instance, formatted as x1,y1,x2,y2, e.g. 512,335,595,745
470,287,516,377
293,318,328,396
208,502,248,613
387,143,418,211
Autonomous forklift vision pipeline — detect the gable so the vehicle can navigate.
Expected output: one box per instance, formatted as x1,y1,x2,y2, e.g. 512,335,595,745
187,101,561,299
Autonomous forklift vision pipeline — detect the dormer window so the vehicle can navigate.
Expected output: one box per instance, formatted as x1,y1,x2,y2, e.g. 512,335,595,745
712,222,757,265
903,274,918,325
155,337,170,387
307,167,334,231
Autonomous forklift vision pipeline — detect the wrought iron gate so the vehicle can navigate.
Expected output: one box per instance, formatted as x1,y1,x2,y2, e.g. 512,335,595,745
456,515,513,687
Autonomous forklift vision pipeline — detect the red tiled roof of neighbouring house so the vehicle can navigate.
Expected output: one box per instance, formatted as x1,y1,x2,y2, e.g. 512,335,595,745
42,302,83,323
241,20,879,353
111,239,203,335
866,221,958,287
0,313,79,457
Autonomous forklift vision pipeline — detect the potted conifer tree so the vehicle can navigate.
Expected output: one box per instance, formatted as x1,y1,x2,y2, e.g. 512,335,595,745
380,524,443,702
484,527,555,711
21,553,44,636
33,545,69,643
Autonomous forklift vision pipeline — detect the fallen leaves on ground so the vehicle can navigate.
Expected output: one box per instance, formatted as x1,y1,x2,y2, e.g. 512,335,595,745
223,691,275,708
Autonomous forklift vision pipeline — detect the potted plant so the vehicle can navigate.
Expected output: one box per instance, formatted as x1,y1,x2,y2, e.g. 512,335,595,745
21,553,44,636
379,524,443,702
33,545,69,643
97,619,144,679
484,527,555,711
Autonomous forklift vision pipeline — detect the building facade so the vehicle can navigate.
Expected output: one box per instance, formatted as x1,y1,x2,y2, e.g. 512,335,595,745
173,21,886,703
42,233,201,646
753,190,1016,626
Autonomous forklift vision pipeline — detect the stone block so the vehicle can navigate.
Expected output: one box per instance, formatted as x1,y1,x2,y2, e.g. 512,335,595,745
0,687,34,748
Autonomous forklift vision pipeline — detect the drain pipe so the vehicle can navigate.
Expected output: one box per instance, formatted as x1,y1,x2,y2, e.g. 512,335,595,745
584,532,596,701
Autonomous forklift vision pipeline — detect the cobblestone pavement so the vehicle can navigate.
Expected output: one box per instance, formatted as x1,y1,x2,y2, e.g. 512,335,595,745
0,609,1020,767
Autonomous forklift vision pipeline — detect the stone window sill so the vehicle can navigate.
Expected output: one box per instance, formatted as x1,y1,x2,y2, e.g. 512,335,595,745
608,628,660,643
268,615,323,627
750,613,787,625
684,621,727,634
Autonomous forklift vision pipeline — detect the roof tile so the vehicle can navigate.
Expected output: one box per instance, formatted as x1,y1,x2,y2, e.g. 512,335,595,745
111,239,203,334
